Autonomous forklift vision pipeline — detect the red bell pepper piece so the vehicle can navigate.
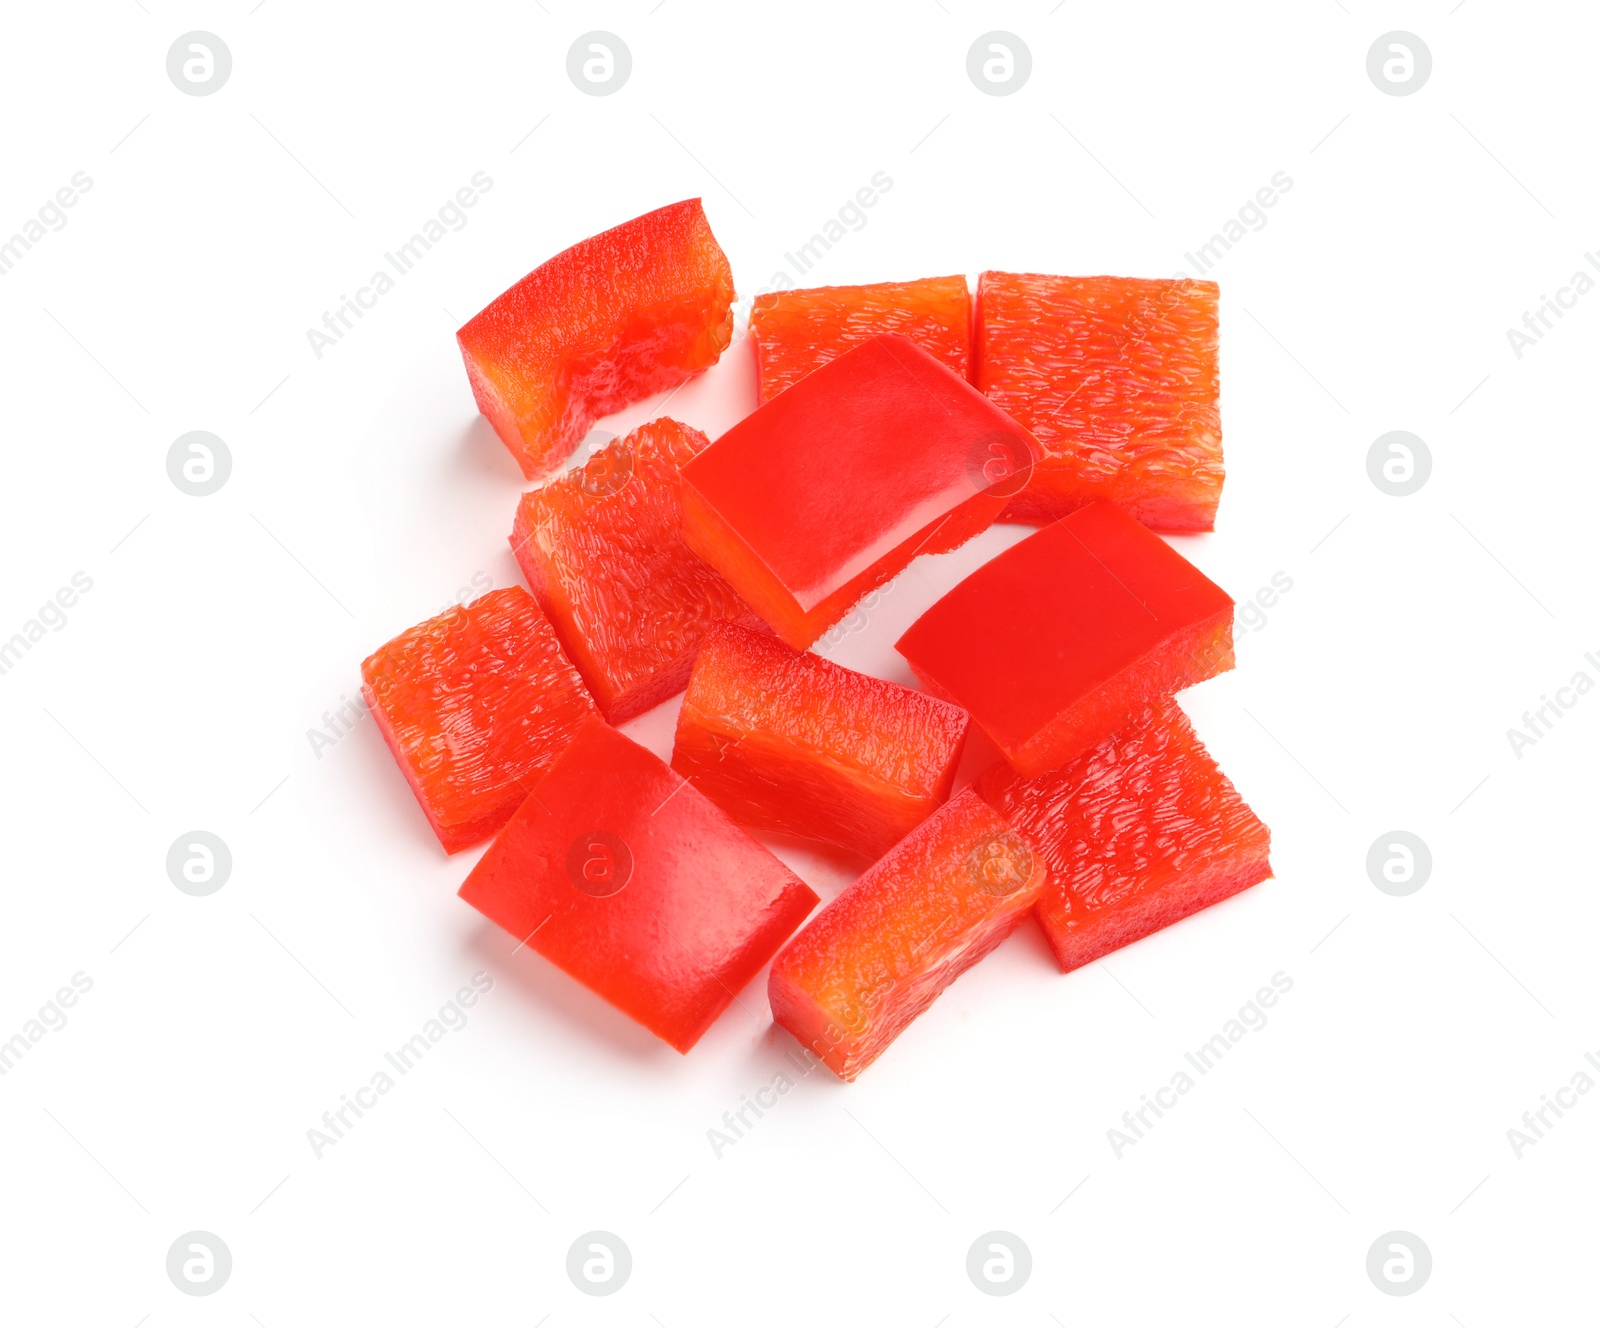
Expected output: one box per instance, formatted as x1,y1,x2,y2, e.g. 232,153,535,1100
457,199,735,479
671,621,970,860
680,333,1039,649
511,418,760,723
896,501,1234,777
361,587,597,853
460,718,819,1053
979,699,1271,972
975,272,1222,531
750,275,972,402
769,789,1045,1080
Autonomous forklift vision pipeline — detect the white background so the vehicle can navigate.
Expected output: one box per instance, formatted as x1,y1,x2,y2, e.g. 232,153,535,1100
1,2,1595,1322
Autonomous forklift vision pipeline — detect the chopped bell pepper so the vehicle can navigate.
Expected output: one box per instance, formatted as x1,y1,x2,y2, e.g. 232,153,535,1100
510,417,760,723
975,272,1222,530
750,275,972,402
895,501,1234,777
768,789,1045,1080
671,621,970,860
360,587,597,853
979,699,1271,972
680,333,1039,649
459,717,819,1053
457,199,735,479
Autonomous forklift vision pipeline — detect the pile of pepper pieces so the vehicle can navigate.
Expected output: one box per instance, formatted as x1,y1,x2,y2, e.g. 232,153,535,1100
360,198,1272,1081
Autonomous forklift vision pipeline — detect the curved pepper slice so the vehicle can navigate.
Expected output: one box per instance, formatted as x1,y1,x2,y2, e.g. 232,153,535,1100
979,699,1272,972
671,621,970,860
457,199,735,479
975,272,1222,531
750,275,972,402
460,718,819,1053
768,789,1045,1081
361,587,597,853
896,501,1234,777
681,333,1039,649
511,418,760,723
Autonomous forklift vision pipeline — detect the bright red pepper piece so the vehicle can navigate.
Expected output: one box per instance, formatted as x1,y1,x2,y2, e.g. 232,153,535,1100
768,789,1045,1081
896,501,1234,777
975,272,1222,531
978,699,1271,972
361,587,597,853
750,275,972,402
457,199,735,480
511,418,760,723
680,333,1039,649
460,718,819,1053
671,621,970,861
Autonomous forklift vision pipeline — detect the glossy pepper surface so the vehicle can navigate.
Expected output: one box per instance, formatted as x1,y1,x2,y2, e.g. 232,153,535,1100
979,699,1271,972
460,718,819,1052
681,333,1039,649
750,275,971,402
768,789,1045,1081
671,621,970,860
975,272,1221,530
511,417,759,723
361,587,597,853
895,501,1234,777
457,199,735,479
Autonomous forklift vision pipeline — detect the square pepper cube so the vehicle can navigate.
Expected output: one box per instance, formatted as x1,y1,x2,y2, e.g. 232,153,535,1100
895,501,1234,777
750,275,972,403
681,333,1039,649
979,699,1272,973
460,718,819,1053
511,417,761,723
457,198,735,480
769,789,1045,1081
671,621,970,861
975,272,1222,531
360,587,597,853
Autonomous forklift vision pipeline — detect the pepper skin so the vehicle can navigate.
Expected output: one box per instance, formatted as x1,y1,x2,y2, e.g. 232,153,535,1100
459,718,819,1053
895,501,1234,777
681,333,1040,649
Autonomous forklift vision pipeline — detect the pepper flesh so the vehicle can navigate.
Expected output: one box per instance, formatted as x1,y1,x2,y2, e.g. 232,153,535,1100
671,621,970,860
511,418,760,723
895,501,1234,777
975,272,1221,531
979,699,1271,972
768,790,1045,1081
459,718,819,1053
750,275,971,402
681,333,1039,649
360,587,597,853
457,199,735,479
